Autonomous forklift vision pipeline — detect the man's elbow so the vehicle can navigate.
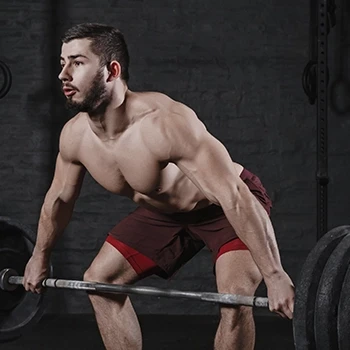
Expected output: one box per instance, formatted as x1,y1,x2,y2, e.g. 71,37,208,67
44,184,80,207
215,181,255,212
59,186,81,204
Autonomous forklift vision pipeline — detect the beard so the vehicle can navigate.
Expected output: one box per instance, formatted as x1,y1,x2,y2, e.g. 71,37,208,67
65,68,111,115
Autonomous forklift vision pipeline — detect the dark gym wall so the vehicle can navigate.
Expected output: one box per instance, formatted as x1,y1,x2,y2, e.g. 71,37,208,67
0,0,348,315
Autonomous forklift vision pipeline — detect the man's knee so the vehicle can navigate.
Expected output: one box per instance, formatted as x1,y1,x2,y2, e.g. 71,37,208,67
83,263,135,286
83,265,132,306
217,271,262,328
218,273,263,299
220,305,254,329
83,267,100,283
215,250,263,294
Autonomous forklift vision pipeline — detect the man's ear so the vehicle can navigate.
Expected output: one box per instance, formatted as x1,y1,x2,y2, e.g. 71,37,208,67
107,61,122,81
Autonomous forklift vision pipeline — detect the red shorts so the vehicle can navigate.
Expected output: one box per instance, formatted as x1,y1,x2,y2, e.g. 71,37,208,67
106,235,252,279
106,168,272,279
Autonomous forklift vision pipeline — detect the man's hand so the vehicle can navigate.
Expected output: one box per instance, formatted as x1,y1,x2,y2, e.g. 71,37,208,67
265,271,295,319
23,254,51,294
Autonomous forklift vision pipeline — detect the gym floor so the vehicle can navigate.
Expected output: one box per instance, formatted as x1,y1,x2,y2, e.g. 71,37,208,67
2,310,294,350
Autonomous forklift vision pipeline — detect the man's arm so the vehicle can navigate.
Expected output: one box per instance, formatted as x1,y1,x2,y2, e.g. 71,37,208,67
33,151,86,257
24,122,86,293
176,132,282,280
143,103,294,317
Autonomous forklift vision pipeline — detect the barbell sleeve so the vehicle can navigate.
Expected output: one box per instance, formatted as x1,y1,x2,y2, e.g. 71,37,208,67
7,274,269,308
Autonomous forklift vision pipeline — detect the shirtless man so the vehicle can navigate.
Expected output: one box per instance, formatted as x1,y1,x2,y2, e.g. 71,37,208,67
23,23,295,350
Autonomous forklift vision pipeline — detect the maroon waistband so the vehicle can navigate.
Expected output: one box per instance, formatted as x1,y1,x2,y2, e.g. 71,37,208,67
240,167,253,182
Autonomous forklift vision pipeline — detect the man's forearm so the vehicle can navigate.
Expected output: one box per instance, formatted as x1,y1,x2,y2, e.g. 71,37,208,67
222,190,283,279
32,197,74,258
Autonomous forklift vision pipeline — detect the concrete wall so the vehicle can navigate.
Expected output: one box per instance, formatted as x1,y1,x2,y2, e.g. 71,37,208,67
0,0,348,315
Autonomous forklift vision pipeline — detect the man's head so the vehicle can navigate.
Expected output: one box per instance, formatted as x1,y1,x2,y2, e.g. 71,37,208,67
59,23,129,114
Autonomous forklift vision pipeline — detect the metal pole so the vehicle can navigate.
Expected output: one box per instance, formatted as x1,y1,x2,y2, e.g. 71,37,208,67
316,0,330,239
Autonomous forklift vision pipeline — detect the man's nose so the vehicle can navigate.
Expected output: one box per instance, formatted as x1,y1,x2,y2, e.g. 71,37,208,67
58,66,71,82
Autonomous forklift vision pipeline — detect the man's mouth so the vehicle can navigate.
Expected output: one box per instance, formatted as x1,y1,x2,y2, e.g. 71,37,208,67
63,88,77,97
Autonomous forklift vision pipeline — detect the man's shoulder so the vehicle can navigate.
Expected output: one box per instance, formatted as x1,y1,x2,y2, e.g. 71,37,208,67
61,113,87,137
132,90,189,113
137,90,172,102
136,93,207,160
135,91,196,124
59,113,87,162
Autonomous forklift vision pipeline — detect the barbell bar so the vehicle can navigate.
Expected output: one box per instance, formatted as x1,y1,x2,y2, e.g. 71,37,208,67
0,268,269,308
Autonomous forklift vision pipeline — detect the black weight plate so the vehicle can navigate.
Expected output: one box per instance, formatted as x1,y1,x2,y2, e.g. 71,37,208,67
0,217,53,343
337,261,350,349
0,221,30,312
293,225,350,350
314,233,350,350
0,60,12,99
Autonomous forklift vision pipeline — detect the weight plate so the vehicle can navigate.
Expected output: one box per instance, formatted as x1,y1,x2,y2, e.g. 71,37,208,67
0,217,52,343
314,233,350,350
337,261,350,349
293,225,350,350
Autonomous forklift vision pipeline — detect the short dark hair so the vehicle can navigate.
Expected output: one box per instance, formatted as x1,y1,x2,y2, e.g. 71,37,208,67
62,23,130,82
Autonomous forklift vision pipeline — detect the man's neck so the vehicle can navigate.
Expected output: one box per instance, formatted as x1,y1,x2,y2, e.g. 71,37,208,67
88,87,132,141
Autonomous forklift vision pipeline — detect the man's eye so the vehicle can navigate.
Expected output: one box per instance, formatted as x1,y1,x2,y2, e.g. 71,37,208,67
74,61,83,66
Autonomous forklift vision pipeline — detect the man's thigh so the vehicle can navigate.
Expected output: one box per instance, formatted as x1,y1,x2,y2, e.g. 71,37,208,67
105,235,163,280
215,249,262,294
84,240,142,285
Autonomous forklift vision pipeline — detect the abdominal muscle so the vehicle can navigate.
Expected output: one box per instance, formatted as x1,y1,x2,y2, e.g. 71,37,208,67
131,179,211,214
125,162,244,214
120,164,210,213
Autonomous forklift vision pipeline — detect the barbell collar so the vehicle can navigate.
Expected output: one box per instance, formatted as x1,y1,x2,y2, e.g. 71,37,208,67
0,268,18,292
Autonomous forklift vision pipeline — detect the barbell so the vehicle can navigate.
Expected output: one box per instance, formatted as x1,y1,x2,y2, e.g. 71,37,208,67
0,268,269,308
0,216,350,349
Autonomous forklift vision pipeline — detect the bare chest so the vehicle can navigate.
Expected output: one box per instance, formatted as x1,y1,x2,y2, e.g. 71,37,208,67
79,140,166,196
